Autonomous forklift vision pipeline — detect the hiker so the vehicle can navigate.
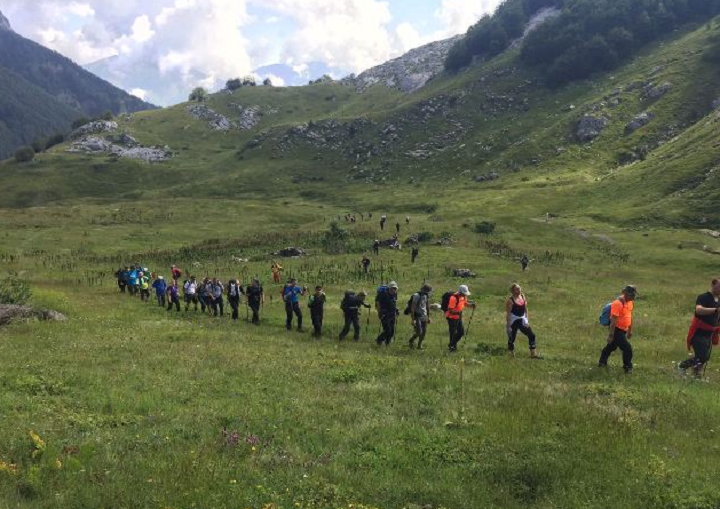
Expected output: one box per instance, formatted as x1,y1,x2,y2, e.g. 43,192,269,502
116,267,127,293
376,281,399,346
446,285,476,352
171,264,182,282
373,240,380,256
227,279,244,321
411,247,420,264
339,291,371,341
395,222,401,234
271,262,283,284
210,278,224,317
128,267,139,296
152,275,167,307
406,215,410,225
506,284,540,358
282,278,306,331
380,215,387,230
520,255,532,272
246,279,264,324
599,285,637,374
138,272,151,302
198,277,211,314
362,256,371,274
679,279,720,377
166,280,180,312
183,276,198,312
308,286,327,337
408,284,432,349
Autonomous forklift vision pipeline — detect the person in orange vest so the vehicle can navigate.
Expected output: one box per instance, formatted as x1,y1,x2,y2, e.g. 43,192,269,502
446,285,476,352
598,285,637,374
271,261,283,284
679,278,720,377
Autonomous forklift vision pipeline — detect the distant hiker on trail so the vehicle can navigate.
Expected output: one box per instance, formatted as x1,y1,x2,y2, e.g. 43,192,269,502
445,285,476,352
198,277,211,314
184,276,199,312
171,264,182,282
599,285,637,374
408,284,432,349
138,271,150,302
506,284,540,359
166,280,180,312
271,262,283,284
679,279,720,377
210,278,225,317
520,254,532,271
380,215,387,230
395,222,401,234
227,279,244,322
246,279,264,325
411,247,420,264
339,290,371,341
373,240,380,256
362,256,371,274
376,281,399,346
152,276,167,307
282,278,307,331
308,286,327,337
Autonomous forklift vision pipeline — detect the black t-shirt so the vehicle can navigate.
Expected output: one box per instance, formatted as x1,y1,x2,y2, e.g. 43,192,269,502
246,286,263,304
695,292,719,334
376,291,397,316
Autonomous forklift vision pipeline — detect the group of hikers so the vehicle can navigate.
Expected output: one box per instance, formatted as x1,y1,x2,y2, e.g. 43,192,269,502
115,264,720,376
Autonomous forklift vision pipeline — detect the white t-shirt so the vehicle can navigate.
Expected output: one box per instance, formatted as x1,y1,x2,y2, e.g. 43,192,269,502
184,281,197,295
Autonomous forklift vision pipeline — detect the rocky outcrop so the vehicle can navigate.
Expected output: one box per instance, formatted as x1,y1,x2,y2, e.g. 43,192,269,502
70,120,118,140
0,10,12,32
576,116,608,142
453,269,476,278
344,36,463,93
274,247,306,257
642,82,673,100
67,134,172,162
230,104,262,130
186,104,236,131
625,112,654,134
0,305,66,327
474,172,500,182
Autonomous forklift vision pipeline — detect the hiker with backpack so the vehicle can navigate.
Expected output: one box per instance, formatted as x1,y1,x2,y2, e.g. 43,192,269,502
128,267,139,296
411,247,420,264
198,277,211,314
678,279,720,377
444,285,476,352
407,284,433,349
171,264,182,283
362,256,371,274
152,275,167,307
373,240,380,256
246,279,264,324
380,215,387,231
308,285,327,337
138,271,151,302
282,278,307,331
506,284,540,359
209,278,225,317
376,282,399,346
339,290,371,341
166,280,180,312
598,285,637,374
227,279,245,322
116,267,128,293
183,276,199,312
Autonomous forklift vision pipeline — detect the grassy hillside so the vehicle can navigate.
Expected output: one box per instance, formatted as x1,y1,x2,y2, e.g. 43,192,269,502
1,14,720,509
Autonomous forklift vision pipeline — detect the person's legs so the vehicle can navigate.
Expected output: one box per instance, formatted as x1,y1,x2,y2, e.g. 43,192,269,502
599,330,623,366
416,319,427,348
517,322,537,350
217,297,224,317
250,303,260,324
285,302,293,330
293,302,303,330
508,320,520,352
339,313,351,340
613,330,633,371
351,312,360,340
230,297,239,321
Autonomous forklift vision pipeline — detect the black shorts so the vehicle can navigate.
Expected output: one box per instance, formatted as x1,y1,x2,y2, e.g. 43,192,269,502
184,294,198,304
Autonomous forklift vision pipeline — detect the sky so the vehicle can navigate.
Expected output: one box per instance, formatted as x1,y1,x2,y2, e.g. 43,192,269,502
1,0,501,102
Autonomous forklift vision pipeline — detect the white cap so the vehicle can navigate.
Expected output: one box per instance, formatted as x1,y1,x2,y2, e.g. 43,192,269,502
458,285,471,296
158,275,164,280
388,281,398,289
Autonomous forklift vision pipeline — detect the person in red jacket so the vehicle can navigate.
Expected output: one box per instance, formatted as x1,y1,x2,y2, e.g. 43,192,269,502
679,279,720,377
171,264,182,282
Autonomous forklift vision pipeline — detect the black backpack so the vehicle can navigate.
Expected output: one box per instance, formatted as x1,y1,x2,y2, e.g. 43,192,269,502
440,291,455,312
341,291,357,311
403,293,417,316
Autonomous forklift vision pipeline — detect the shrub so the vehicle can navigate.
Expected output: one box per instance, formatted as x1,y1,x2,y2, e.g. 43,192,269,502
0,276,32,305
474,221,496,234
189,87,208,102
226,78,242,91
71,117,90,130
100,110,113,121
45,133,65,150
14,146,35,163
416,231,435,242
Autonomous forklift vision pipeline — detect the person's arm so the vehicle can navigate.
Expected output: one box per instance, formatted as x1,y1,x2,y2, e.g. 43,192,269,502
695,305,720,316
524,295,529,321
607,316,617,343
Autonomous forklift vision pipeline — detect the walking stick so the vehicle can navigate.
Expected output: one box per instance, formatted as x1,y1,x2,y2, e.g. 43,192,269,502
465,306,477,340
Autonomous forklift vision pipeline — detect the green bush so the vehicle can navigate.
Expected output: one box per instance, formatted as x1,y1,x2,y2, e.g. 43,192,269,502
0,276,32,305
14,146,35,163
474,221,496,234
416,231,435,242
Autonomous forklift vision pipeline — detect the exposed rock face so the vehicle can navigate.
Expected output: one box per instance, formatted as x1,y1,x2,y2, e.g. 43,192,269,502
230,104,262,130
67,134,172,162
625,112,655,134
70,120,118,140
0,10,12,32
0,305,66,327
642,82,673,100
344,36,463,93
475,172,500,182
453,269,476,278
576,115,608,142
186,104,236,131
274,247,306,257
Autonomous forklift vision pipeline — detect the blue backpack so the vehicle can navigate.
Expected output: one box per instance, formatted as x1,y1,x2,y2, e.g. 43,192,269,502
599,303,612,326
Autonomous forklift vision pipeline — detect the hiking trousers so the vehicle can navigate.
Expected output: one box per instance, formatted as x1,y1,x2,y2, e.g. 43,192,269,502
376,314,396,345
311,308,324,336
212,296,224,317
156,293,166,307
340,310,360,340
229,296,240,321
599,328,633,369
447,318,465,351
679,334,713,373
118,281,126,293
167,297,180,312
140,289,150,302
409,317,428,346
249,302,261,324
508,319,536,351
286,302,302,330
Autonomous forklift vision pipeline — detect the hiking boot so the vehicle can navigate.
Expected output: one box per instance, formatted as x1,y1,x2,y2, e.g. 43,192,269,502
530,349,543,359
598,363,608,368
417,340,424,350
624,367,633,374
408,339,415,349
508,349,516,358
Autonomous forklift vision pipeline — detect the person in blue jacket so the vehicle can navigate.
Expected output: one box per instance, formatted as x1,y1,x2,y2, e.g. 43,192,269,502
128,268,139,296
152,276,167,307
282,278,307,331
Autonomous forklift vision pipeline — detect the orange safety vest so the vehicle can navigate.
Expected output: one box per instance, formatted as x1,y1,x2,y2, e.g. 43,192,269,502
445,294,467,320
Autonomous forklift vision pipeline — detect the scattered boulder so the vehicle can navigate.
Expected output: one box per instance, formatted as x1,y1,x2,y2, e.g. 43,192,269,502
435,237,453,246
625,112,655,134
274,247,306,257
0,305,66,327
186,104,236,131
700,229,720,239
474,172,499,182
642,82,672,100
576,115,608,142
231,104,262,130
453,269,476,278
70,120,117,140
67,136,172,162
230,256,249,263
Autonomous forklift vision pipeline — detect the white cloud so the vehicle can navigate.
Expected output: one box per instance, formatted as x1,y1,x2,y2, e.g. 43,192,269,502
130,87,148,100
67,2,95,17
435,0,500,37
130,15,154,43
263,74,285,86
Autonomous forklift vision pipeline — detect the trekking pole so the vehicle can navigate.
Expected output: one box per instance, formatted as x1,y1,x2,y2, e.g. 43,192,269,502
465,307,477,340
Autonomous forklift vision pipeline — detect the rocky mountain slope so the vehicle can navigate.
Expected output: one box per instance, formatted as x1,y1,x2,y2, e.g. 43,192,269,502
0,9,12,32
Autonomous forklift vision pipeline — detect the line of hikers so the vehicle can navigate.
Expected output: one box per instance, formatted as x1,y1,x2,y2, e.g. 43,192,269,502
115,265,720,375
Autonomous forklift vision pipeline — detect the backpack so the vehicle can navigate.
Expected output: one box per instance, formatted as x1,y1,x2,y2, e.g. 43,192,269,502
599,298,622,326
375,285,389,306
403,293,417,316
341,291,357,311
440,291,455,312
